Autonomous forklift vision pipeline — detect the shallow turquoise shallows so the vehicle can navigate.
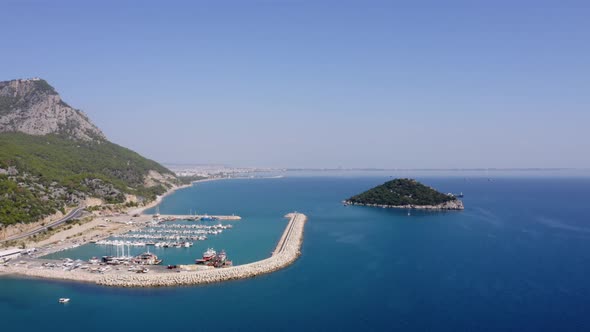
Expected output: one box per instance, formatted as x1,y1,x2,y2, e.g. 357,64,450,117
2,175,590,331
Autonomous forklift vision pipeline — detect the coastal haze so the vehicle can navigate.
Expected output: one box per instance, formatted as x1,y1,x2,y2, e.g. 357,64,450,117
2,1,589,169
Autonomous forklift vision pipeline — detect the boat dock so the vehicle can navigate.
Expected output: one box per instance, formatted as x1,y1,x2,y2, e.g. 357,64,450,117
154,214,242,221
0,213,307,287
96,213,306,287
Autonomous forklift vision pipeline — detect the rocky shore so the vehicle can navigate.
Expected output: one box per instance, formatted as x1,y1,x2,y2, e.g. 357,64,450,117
0,263,101,283
344,200,464,210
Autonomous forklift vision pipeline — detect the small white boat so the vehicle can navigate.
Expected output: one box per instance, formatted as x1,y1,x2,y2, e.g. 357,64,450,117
58,298,70,303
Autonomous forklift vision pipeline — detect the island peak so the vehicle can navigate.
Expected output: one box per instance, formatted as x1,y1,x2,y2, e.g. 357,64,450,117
344,178,464,210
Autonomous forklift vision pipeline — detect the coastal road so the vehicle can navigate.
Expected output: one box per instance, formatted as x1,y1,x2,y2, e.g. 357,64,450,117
0,207,84,243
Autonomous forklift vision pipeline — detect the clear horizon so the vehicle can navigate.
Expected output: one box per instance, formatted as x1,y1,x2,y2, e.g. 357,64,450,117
2,0,589,169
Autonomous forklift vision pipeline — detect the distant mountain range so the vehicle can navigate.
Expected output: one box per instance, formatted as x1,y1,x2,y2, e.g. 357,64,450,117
0,78,178,226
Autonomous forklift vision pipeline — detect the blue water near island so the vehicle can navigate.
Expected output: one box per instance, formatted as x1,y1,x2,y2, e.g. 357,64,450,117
2,174,590,331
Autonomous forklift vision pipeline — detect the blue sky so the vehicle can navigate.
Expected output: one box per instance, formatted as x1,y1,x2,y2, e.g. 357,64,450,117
2,0,589,168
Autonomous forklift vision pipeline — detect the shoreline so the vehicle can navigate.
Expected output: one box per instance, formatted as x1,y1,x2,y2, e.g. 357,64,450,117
1,178,215,257
131,176,253,215
0,213,307,287
128,181,192,215
127,176,229,215
343,200,465,210
3,177,244,259
0,175,305,287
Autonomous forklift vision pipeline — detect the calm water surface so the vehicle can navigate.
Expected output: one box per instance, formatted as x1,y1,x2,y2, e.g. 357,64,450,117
2,176,590,331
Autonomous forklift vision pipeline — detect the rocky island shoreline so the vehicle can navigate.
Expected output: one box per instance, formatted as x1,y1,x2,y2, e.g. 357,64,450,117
343,199,464,210
345,178,465,211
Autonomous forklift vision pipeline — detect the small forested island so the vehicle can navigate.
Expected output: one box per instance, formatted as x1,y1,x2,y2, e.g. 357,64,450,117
344,178,464,210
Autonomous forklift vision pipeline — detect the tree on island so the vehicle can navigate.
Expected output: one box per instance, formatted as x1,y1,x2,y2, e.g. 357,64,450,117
345,178,462,209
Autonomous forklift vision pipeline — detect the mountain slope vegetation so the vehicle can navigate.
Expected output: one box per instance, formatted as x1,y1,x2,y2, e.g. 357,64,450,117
0,79,177,226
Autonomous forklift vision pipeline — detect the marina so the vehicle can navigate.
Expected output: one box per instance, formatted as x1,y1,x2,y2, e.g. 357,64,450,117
21,212,241,259
156,214,242,221
0,213,307,287
92,223,235,247
97,213,306,287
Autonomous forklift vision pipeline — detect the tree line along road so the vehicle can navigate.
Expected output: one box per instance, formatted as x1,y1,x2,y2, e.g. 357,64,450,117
0,206,84,244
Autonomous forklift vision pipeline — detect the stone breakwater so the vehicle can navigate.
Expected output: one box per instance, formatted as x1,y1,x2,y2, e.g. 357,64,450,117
344,200,464,210
0,213,307,287
97,213,306,287
0,263,102,283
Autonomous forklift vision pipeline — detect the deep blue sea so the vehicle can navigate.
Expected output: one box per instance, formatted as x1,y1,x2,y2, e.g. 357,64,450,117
2,174,590,331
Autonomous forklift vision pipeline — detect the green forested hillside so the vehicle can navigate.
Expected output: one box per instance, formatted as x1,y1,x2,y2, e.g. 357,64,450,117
0,132,171,187
346,178,455,206
0,175,63,225
0,132,176,225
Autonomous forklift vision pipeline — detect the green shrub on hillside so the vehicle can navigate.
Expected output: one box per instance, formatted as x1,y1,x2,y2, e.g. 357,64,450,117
0,175,61,225
0,132,176,225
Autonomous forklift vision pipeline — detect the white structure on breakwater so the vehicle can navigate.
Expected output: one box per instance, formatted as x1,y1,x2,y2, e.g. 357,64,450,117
0,249,23,262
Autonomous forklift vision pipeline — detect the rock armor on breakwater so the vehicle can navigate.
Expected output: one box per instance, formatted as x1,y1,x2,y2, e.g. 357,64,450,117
96,213,307,287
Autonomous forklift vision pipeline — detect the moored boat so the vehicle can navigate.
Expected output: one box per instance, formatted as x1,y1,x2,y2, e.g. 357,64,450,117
195,248,232,268
217,250,227,263
203,248,216,261
200,215,218,221
132,252,162,265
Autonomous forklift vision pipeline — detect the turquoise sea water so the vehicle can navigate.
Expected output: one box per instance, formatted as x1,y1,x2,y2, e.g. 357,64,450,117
2,175,590,331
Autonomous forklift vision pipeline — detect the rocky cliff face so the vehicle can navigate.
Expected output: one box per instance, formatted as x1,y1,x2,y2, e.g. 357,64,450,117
0,78,179,226
0,78,106,141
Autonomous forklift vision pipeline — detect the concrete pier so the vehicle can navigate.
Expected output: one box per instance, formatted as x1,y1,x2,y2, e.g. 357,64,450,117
0,213,307,287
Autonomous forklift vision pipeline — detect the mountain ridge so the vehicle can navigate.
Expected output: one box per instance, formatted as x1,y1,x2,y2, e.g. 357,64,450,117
0,78,178,226
0,78,106,141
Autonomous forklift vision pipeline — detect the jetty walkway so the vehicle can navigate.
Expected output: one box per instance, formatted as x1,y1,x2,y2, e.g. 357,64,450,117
0,213,307,287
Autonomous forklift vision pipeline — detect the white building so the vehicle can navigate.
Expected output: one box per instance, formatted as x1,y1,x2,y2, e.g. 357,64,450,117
0,248,23,262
